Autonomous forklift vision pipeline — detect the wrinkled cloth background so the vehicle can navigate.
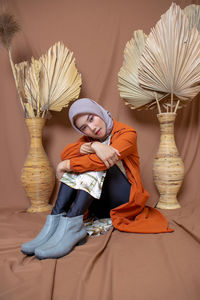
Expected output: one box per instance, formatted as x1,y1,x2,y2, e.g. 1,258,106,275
0,0,200,299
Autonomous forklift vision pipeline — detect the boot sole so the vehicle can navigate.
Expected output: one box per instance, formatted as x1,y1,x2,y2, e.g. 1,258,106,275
36,236,87,260
21,249,35,256
77,236,87,246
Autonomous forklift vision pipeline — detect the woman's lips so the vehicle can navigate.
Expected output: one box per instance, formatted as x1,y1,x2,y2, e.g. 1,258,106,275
96,129,101,135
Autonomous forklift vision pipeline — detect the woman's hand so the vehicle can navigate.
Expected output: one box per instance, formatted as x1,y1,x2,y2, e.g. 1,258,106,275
91,142,120,168
80,142,95,154
56,159,71,180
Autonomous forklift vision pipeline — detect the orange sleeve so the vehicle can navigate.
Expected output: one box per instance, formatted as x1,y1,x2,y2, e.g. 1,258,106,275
110,129,138,160
61,136,87,160
70,129,138,173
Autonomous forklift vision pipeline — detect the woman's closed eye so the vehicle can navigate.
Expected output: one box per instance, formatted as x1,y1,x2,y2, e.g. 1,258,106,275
80,125,87,132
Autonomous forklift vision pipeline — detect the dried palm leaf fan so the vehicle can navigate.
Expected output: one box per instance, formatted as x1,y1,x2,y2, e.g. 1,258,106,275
15,42,82,118
184,4,200,32
138,3,200,113
136,3,200,209
40,42,81,112
118,30,165,111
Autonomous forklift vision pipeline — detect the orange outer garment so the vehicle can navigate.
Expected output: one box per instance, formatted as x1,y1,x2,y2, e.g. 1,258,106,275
61,120,174,234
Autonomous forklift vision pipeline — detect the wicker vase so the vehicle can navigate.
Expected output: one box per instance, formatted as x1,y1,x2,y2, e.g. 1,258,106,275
21,118,55,212
153,113,184,209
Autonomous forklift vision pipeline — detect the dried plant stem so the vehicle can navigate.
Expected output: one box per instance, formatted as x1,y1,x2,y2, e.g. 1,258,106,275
32,59,41,117
170,92,173,112
163,105,169,112
154,92,161,114
8,48,25,110
174,100,180,113
42,111,46,118
36,92,40,117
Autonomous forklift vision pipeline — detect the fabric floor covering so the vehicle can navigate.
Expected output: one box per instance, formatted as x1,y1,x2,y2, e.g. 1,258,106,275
0,205,200,300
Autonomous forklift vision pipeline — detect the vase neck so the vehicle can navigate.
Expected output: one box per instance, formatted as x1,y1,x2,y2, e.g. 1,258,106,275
156,113,178,157
157,113,176,135
25,118,46,139
25,118,46,150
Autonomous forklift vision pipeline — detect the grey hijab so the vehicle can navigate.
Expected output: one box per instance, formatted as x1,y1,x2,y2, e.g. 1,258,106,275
68,98,113,137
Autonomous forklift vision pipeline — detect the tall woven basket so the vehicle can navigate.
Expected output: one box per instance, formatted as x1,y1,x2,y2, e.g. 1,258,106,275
21,118,55,212
153,113,184,209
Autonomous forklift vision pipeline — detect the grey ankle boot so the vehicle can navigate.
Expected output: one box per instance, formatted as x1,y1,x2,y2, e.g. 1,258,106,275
21,213,65,255
35,215,87,259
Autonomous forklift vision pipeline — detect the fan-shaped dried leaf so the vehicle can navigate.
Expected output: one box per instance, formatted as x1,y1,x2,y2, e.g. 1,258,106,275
184,4,200,32
118,30,164,110
39,42,82,111
15,60,38,111
14,42,82,117
138,3,200,106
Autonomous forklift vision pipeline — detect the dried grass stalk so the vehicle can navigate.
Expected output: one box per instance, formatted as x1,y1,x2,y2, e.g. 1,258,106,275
0,10,24,112
0,11,20,49
118,30,165,110
138,3,200,111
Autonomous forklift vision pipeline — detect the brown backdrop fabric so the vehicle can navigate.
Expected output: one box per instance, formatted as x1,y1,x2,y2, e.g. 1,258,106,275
0,0,200,299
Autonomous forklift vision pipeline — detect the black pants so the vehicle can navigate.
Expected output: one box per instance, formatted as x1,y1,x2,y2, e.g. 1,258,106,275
51,165,131,218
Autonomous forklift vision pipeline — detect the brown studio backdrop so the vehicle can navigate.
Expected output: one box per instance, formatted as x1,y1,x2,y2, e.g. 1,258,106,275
0,0,199,210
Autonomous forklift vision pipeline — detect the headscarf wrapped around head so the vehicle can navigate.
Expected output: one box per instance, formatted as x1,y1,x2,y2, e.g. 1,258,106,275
68,98,113,137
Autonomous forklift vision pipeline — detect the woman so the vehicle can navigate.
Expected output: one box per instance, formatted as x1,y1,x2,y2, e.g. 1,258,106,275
21,98,173,260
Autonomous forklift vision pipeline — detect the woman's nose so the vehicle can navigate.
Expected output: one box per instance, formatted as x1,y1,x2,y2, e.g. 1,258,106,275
88,123,96,132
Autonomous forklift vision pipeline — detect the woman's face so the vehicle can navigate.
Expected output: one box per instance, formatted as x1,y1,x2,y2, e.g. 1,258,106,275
75,114,107,140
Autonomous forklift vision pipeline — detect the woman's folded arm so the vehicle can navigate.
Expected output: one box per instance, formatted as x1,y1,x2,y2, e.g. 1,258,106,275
68,129,138,173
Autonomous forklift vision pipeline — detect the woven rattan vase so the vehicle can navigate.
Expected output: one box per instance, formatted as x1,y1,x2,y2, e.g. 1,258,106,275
153,113,184,209
21,118,55,212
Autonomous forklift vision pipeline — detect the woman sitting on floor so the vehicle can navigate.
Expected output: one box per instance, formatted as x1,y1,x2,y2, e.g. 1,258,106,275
21,98,173,260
